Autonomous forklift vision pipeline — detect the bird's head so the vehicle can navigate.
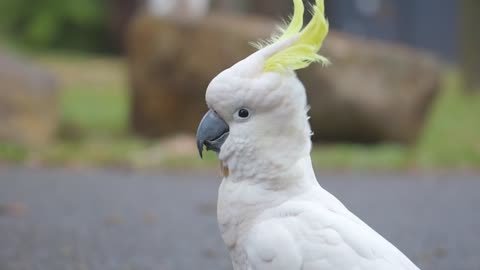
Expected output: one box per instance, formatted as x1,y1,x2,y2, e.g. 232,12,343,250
197,0,329,179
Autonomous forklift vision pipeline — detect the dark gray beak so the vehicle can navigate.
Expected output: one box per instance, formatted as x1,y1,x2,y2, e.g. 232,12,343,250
196,110,229,158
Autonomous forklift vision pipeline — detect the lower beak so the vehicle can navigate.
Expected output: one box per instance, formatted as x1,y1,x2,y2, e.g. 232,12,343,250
196,110,229,158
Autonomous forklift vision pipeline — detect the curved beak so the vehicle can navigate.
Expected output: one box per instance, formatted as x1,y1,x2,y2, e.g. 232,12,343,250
196,110,229,158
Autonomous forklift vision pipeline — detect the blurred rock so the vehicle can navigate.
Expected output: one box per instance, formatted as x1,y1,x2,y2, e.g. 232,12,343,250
109,0,210,52
127,14,442,143
127,13,274,137
0,52,58,146
305,32,442,143
109,0,145,52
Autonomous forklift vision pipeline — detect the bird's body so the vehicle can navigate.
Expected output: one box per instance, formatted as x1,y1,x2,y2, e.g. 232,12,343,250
196,0,421,269
217,156,419,270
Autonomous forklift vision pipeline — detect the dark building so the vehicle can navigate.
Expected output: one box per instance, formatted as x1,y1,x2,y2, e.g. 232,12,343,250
325,0,459,61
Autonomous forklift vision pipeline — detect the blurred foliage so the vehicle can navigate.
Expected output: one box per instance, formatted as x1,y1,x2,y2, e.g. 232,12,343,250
0,0,111,52
0,143,28,163
0,54,479,171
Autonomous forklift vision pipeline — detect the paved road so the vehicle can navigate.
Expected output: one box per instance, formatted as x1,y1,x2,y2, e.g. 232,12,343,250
0,167,479,270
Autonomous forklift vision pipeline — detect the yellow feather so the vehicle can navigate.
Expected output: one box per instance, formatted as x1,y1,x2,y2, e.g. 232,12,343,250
280,0,305,39
262,0,329,72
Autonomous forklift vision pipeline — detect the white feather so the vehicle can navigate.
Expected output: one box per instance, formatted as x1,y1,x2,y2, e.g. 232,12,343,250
217,157,419,270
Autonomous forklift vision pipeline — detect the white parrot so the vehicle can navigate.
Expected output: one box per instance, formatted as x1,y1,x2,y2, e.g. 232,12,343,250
196,0,421,269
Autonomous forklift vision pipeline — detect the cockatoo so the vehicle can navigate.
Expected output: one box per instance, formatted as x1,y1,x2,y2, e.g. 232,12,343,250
196,0,420,269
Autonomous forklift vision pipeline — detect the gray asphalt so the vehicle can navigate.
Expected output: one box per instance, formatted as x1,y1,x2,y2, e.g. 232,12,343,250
0,167,479,270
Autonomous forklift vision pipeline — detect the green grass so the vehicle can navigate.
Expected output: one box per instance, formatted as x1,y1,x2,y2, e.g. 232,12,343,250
33,137,147,167
0,54,479,171
0,143,28,163
60,87,129,136
312,144,411,171
414,74,480,169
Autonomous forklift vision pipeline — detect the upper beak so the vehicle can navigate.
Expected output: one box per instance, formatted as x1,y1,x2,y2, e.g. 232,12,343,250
196,110,229,158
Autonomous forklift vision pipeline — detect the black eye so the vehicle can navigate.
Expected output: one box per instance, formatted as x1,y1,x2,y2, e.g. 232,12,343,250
238,108,250,118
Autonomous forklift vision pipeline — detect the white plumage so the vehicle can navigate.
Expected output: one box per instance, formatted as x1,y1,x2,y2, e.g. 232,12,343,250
196,1,421,269
217,156,419,270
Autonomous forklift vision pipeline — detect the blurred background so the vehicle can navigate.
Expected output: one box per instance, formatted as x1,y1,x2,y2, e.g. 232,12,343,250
0,0,478,170
0,0,479,270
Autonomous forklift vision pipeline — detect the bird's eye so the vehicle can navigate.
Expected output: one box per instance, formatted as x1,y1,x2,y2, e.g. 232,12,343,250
234,108,251,121
238,109,249,118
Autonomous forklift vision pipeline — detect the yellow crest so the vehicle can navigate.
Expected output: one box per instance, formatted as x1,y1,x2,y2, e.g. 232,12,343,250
254,0,330,72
